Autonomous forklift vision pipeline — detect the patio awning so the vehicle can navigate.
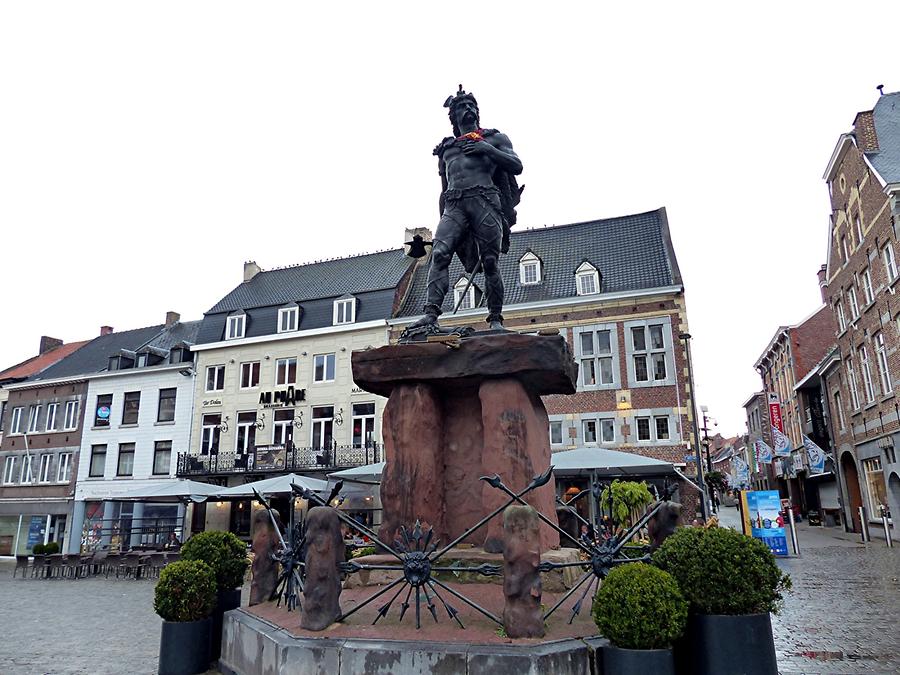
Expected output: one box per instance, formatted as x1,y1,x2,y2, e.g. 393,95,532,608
328,462,385,483
549,448,675,477
117,480,221,503
214,473,329,498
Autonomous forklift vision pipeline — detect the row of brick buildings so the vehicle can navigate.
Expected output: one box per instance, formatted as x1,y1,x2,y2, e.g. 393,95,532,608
742,91,900,533
0,207,703,555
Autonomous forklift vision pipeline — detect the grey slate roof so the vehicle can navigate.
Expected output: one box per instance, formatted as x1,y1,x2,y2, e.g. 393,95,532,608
397,207,680,317
32,325,166,381
865,92,900,183
147,320,202,351
207,249,411,314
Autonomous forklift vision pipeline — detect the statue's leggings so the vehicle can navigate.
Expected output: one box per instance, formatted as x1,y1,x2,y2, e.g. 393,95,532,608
425,189,504,323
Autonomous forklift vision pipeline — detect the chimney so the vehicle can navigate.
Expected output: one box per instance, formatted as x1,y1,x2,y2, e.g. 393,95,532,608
39,336,63,354
165,311,180,327
100,326,114,336
243,261,261,283
853,110,879,152
817,264,828,303
403,227,434,265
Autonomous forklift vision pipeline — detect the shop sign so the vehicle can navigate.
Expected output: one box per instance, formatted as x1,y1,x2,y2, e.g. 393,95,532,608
255,444,287,470
202,398,223,407
258,387,306,409
768,393,784,433
741,490,788,557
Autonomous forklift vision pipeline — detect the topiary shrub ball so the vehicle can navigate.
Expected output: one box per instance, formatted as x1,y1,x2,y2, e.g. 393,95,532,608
652,526,792,616
43,541,60,554
154,560,216,623
593,563,688,650
181,530,249,592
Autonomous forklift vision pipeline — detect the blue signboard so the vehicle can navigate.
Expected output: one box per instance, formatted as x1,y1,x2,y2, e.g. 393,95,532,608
745,490,788,557
26,516,45,551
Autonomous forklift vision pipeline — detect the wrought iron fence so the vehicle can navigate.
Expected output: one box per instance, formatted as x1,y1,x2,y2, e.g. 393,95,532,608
175,443,382,477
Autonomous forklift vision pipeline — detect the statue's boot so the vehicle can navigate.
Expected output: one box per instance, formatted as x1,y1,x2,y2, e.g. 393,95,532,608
488,320,505,331
407,313,439,331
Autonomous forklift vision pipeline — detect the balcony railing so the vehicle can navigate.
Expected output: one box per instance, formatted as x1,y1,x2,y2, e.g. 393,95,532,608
175,443,382,478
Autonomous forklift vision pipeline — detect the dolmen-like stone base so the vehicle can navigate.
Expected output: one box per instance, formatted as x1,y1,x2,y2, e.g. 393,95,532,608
351,332,577,552
220,609,609,675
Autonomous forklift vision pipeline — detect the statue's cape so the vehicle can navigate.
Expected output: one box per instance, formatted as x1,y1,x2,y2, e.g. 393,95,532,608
434,129,523,274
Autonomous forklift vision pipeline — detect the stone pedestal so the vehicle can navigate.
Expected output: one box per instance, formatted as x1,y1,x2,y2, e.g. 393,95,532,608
300,506,344,631
249,510,280,606
502,505,545,638
352,333,577,552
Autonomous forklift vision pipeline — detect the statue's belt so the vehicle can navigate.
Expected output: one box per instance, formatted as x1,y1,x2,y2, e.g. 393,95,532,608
443,185,500,201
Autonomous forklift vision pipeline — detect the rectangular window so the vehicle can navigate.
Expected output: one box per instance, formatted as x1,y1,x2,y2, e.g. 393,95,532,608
655,416,670,440
334,298,355,325
38,454,52,483
226,315,245,340
121,391,141,425
27,405,41,433
549,421,563,445
631,327,646,351
201,414,222,455
633,355,649,382
875,332,892,395
89,445,106,477
153,441,172,475
311,406,334,449
313,354,336,383
841,235,849,263
600,419,615,443
3,456,16,484
629,322,668,384
94,394,113,427
10,407,23,434
652,353,667,380
884,243,898,282
351,402,376,448
57,453,71,483
846,357,860,409
848,286,860,319
859,346,876,402
276,358,297,386
833,391,846,431
117,443,135,476
235,412,257,454
240,361,261,389
63,400,79,430
157,388,177,422
45,403,58,432
0,401,5,432
522,262,539,284
273,409,295,447
854,213,863,244
862,457,888,517
583,419,597,444
576,326,617,389
578,272,597,295
636,417,651,441
206,365,225,392
862,267,874,305
835,301,846,332
20,455,33,483
581,359,596,386
278,306,299,333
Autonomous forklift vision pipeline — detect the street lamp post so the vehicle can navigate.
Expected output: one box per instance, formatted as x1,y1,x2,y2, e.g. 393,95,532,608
680,332,709,520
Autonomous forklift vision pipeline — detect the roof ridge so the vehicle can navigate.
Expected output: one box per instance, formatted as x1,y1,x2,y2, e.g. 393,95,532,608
513,207,664,234
261,247,405,274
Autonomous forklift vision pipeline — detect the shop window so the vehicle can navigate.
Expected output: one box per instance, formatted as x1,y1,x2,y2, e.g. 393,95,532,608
153,441,172,476
157,388,177,423
313,354,335,383
122,392,141,425
94,394,113,428
117,443,135,477
862,457,888,518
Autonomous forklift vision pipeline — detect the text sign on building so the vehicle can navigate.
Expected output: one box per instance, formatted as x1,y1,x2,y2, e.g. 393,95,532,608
258,387,306,409
767,392,784,434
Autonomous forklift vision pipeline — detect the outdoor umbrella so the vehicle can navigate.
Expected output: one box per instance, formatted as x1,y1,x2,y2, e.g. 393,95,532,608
214,473,329,498
117,479,221,503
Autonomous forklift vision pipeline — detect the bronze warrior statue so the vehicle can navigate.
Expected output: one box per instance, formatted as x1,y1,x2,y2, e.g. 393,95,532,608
408,86,524,332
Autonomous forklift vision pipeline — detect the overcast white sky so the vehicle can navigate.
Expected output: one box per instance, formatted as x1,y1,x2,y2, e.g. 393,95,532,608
2,3,899,433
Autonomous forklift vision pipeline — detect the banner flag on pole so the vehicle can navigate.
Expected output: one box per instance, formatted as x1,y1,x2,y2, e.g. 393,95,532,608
802,435,827,475
754,439,773,464
772,426,791,457
732,456,750,488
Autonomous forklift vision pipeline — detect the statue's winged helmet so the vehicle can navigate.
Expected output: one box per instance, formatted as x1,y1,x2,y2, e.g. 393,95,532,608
444,84,479,137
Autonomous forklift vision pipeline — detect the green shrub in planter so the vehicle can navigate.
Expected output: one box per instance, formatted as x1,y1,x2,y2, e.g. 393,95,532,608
43,541,60,554
154,560,216,623
652,526,791,615
181,531,249,591
31,543,45,555
593,563,688,649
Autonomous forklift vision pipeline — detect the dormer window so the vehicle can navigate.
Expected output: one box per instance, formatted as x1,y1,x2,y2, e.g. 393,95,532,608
278,305,300,333
226,313,246,340
519,251,542,285
575,261,600,296
453,277,477,310
333,296,357,325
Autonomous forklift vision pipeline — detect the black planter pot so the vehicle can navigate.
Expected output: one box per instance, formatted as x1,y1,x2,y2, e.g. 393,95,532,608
211,587,242,661
602,645,674,675
158,617,211,675
677,613,777,675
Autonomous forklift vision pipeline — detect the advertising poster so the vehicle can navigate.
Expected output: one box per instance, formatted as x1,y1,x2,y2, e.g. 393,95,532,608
745,490,789,557
26,516,45,551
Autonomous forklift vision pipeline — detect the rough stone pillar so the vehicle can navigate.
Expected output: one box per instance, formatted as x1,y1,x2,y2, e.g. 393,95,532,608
301,506,345,631
502,504,544,638
480,379,559,552
377,383,446,545
249,510,281,606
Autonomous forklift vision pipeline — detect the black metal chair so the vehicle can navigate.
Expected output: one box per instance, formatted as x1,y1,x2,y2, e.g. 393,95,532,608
30,554,48,578
13,555,30,579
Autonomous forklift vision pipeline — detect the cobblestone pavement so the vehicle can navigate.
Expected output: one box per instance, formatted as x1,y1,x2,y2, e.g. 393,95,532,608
718,506,900,674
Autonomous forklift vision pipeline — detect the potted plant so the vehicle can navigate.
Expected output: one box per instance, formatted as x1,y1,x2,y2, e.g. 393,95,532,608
154,559,216,675
181,531,249,660
44,541,60,554
592,562,687,674
653,526,791,675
